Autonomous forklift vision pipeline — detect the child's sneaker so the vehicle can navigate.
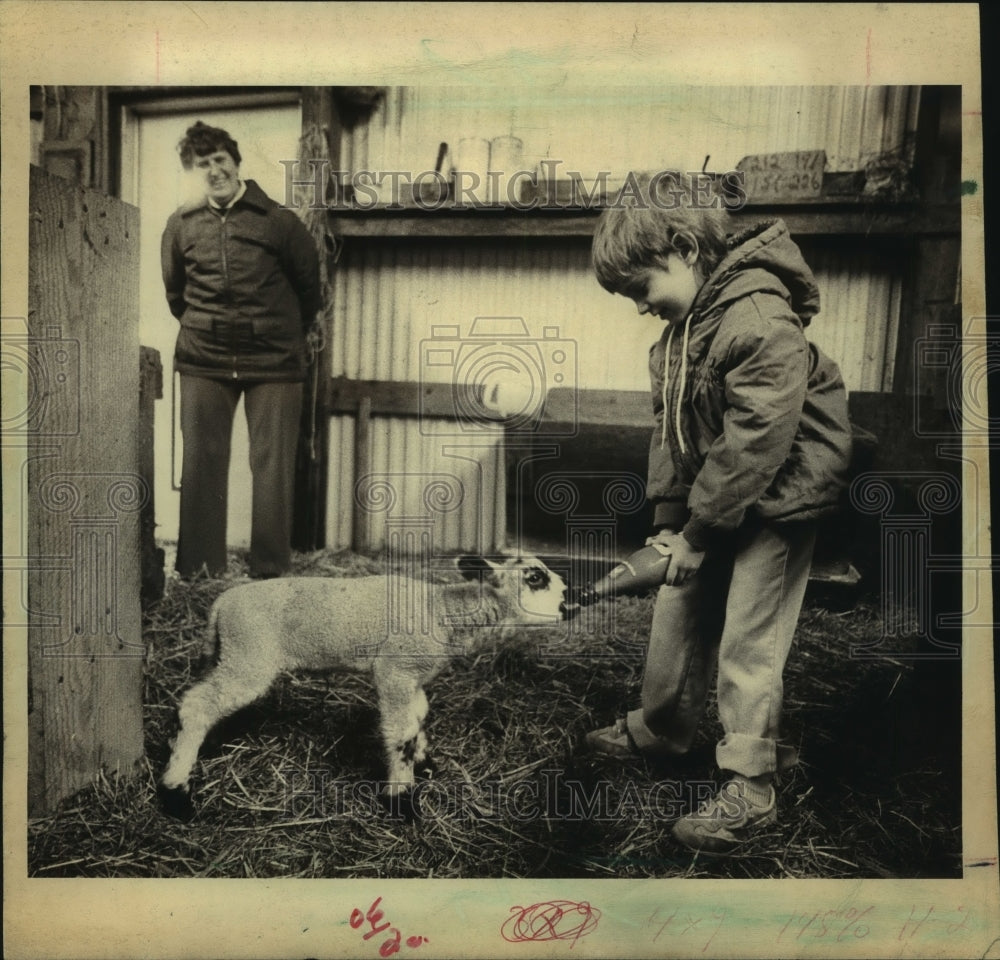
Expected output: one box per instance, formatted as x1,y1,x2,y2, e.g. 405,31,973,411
672,777,777,855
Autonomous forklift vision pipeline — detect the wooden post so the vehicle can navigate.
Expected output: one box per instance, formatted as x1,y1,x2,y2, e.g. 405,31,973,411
139,346,164,606
892,85,962,400
27,165,144,815
353,396,372,553
293,86,339,552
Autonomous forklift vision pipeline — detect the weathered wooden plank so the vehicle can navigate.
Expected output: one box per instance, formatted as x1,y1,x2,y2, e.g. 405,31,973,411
890,90,964,400
326,376,652,428
139,346,164,606
329,202,960,240
352,396,372,552
293,86,337,552
27,165,144,815
892,235,963,400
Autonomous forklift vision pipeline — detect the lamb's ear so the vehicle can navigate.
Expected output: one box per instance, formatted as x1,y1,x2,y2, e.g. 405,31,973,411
457,555,500,585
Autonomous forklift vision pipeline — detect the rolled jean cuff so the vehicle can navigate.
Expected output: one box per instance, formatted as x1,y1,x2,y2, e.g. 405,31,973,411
626,709,692,759
716,732,799,778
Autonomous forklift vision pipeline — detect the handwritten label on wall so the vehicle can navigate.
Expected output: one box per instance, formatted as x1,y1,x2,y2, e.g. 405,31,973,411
736,150,826,201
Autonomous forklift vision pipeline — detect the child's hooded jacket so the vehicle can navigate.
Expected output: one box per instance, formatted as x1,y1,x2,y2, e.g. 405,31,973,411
647,219,853,551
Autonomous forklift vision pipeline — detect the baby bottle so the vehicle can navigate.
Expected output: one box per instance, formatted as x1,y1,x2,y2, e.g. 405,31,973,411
564,541,673,611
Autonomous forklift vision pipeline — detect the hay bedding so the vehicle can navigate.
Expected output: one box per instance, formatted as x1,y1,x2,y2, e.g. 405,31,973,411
28,548,961,879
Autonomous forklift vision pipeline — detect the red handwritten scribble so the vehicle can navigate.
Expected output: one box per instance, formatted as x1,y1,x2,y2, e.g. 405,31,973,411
501,901,601,948
350,898,426,957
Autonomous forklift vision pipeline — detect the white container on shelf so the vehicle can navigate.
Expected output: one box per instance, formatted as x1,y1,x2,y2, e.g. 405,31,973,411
488,135,524,205
451,137,491,204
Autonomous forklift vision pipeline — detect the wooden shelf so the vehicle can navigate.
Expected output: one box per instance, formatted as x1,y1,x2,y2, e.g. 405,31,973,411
325,378,652,428
328,199,959,240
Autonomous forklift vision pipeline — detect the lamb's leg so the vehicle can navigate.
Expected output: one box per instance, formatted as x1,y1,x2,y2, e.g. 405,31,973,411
376,674,429,798
412,687,429,765
408,687,439,786
158,668,275,821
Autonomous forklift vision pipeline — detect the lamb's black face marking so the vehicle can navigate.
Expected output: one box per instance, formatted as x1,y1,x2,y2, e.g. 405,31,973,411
522,566,551,592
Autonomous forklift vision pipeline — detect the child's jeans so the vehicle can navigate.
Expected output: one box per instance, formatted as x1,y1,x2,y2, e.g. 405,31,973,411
626,518,817,778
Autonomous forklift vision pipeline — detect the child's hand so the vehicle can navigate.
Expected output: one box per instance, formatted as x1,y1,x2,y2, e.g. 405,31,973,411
646,530,705,585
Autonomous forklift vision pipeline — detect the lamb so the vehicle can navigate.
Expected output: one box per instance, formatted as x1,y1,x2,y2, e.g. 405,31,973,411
157,554,571,821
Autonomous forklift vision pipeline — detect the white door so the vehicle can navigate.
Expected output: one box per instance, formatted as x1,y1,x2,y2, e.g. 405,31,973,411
122,101,302,559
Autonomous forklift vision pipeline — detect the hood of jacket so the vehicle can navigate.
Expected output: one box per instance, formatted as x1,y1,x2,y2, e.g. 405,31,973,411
695,219,821,329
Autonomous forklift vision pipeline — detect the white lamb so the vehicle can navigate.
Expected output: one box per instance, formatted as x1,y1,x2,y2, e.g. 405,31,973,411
157,554,571,820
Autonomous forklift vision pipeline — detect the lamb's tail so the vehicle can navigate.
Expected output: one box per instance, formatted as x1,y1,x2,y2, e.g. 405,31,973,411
197,602,223,673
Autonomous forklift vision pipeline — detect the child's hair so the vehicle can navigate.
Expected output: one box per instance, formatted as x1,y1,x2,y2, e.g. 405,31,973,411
591,171,731,293
177,121,242,170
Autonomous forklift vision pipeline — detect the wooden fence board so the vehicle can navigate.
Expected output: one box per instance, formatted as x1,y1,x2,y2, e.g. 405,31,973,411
27,165,144,815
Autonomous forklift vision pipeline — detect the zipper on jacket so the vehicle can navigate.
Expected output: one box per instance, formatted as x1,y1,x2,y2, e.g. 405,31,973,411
218,210,239,379
219,211,231,297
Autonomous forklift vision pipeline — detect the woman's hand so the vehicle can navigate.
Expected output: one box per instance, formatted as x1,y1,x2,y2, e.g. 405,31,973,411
646,530,705,585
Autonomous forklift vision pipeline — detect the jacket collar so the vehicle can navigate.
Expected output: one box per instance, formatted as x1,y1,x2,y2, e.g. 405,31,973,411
207,179,247,211
179,179,271,217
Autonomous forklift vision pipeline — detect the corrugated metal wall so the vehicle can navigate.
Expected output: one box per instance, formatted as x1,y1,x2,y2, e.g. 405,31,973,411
326,242,903,551
327,87,914,552
804,242,904,392
339,85,919,178
327,410,506,556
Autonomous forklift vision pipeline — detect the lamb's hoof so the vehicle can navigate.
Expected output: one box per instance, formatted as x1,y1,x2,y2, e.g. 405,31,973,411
380,788,418,824
415,758,437,781
157,782,196,822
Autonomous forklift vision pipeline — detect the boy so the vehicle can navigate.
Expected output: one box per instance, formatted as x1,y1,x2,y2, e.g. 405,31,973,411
587,173,853,855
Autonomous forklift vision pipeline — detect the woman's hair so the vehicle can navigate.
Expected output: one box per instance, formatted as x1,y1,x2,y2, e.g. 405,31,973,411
591,171,731,293
176,121,242,170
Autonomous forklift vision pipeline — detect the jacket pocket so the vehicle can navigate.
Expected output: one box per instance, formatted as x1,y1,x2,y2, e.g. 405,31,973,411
178,312,215,331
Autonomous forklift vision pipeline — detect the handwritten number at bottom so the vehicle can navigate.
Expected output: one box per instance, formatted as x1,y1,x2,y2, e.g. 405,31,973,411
350,899,426,956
